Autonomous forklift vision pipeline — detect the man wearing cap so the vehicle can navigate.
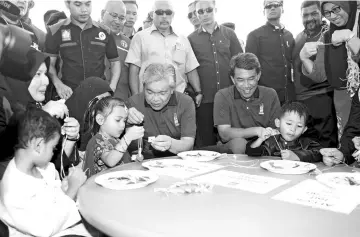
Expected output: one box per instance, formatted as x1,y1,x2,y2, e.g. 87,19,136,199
188,0,243,148
101,0,131,101
187,1,200,31
246,0,295,105
126,0,202,107
123,0,138,39
45,0,121,100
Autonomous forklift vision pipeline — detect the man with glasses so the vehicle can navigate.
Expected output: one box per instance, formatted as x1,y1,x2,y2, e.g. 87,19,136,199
45,0,120,100
188,0,243,148
292,0,337,148
188,1,200,31
246,0,295,105
126,0,202,106
123,0,138,39
101,0,131,100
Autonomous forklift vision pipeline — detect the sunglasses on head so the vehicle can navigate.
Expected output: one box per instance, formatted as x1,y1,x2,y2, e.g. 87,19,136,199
188,11,196,19
323,6,341,18
264,3,282,9
154,9,173,16
197,7,214,15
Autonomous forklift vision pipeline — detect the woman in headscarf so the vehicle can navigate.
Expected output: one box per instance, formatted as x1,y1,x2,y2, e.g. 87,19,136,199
321,1,360,135
320,1,360,166
65,76,113,151
0,49,79,179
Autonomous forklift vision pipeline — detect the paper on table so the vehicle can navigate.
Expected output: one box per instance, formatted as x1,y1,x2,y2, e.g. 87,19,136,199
192,170,290,194
272,179,360,215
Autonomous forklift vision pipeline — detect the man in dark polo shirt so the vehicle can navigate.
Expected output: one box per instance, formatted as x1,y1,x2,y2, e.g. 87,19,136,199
188,0,243,148
101,0,131,101
127,63,196,159
214,53,281,154
45,0,121,100
246,0,295,105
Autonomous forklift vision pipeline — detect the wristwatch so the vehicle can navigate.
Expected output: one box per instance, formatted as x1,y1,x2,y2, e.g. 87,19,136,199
194,91,203,96
67,133,80,142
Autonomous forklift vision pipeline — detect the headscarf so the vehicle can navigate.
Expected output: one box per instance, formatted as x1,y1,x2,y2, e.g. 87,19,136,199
321,1,359,89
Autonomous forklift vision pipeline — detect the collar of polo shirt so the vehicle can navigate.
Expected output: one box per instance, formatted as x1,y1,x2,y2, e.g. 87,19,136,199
64,16,95,30
233,86,260,101
198,21,219,34
144,93,178,110
266,21,285,30
150,24,177,36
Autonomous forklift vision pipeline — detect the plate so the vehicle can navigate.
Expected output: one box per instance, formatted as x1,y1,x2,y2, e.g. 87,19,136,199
260,160,317,175
95,170,158,190
142,159,187,169
177,150,222,162
316,172,360,189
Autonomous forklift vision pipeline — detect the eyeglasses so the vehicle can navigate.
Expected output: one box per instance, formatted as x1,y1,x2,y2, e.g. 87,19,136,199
106,11,125,22
188,11,196,19
264,3,282,9
154,9,173,16
323,6,341,18
197,7,214,15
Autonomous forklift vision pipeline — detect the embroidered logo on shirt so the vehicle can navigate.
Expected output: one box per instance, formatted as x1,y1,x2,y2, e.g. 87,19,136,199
174,113,179,127
61,29,71,41
259,103,264,115
120,40,128,48
96,32,106,41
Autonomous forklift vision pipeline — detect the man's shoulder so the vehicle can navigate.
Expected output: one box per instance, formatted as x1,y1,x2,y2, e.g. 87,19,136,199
258,85,277,98
215,86,234,102
48,18,69,35
248,25,268,36
175,91,194,106
93,21,111,34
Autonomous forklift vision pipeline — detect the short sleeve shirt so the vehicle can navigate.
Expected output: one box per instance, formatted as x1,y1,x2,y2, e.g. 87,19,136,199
188,24,243,103
214,85,281,129
125,25,199,93
128,91,196,139
104,33,131,100
45,18,119,89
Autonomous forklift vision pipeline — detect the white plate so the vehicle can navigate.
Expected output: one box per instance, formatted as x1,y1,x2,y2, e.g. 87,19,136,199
95,170,158,190
316,172,360,189
177,150,221,162
260,160,317,175
142,159,187,170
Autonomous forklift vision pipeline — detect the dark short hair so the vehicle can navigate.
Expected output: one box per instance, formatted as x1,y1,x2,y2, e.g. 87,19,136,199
229,53,261,78
300,0,320,10
123,0,138,8
280,101,309,124
17,108,61,150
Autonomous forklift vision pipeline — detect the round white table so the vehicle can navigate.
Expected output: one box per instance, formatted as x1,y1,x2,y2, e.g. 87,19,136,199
78,155,360,237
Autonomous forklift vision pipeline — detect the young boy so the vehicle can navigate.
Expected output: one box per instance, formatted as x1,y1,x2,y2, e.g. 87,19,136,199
245,102,322,163
0,108,90,237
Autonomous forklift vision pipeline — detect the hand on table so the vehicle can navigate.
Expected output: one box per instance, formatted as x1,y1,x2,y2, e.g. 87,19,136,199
281,150,300,161
320,148,344,167
151,135,172,152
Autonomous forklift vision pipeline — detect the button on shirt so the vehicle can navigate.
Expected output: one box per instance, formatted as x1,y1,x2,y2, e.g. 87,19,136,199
214,85,281,129
125,25,199,93
105,33,131,100
246,22,295,103
45,18,119,90
188,24,243,104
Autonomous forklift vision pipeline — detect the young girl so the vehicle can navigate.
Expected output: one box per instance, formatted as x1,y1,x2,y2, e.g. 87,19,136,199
84,96,144,177
0,108,90,237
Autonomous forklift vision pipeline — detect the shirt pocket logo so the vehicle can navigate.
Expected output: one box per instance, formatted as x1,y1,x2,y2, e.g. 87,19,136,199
61,29,71,41
174,113,180,127
95,32,106,41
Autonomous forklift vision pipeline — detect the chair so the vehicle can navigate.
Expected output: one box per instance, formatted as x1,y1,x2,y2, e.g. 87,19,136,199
0,219,9,237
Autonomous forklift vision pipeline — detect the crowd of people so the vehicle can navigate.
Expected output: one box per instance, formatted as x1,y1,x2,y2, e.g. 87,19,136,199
0,0,359,236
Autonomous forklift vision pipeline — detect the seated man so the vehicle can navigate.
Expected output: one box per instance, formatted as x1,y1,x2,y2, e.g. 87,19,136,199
127,63,196,159
214,53,281,154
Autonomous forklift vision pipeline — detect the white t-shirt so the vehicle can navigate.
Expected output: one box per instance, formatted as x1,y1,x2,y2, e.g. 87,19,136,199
0,159,88,237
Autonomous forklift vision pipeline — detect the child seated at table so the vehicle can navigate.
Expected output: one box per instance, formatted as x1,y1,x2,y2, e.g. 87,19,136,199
245,102,322,163
84,96,144,177
0,108,91,237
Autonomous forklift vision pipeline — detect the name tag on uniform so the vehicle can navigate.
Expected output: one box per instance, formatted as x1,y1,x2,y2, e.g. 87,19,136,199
174,113,179,127
259,103,264,115
61,29,71,41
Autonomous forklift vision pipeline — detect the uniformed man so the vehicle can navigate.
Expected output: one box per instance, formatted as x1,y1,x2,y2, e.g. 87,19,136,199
127,63,196,159
101,0,131,101
122,0,138,39
45,0,121,100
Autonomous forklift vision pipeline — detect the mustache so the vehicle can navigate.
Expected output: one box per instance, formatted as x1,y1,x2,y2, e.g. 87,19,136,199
305,19,316,25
